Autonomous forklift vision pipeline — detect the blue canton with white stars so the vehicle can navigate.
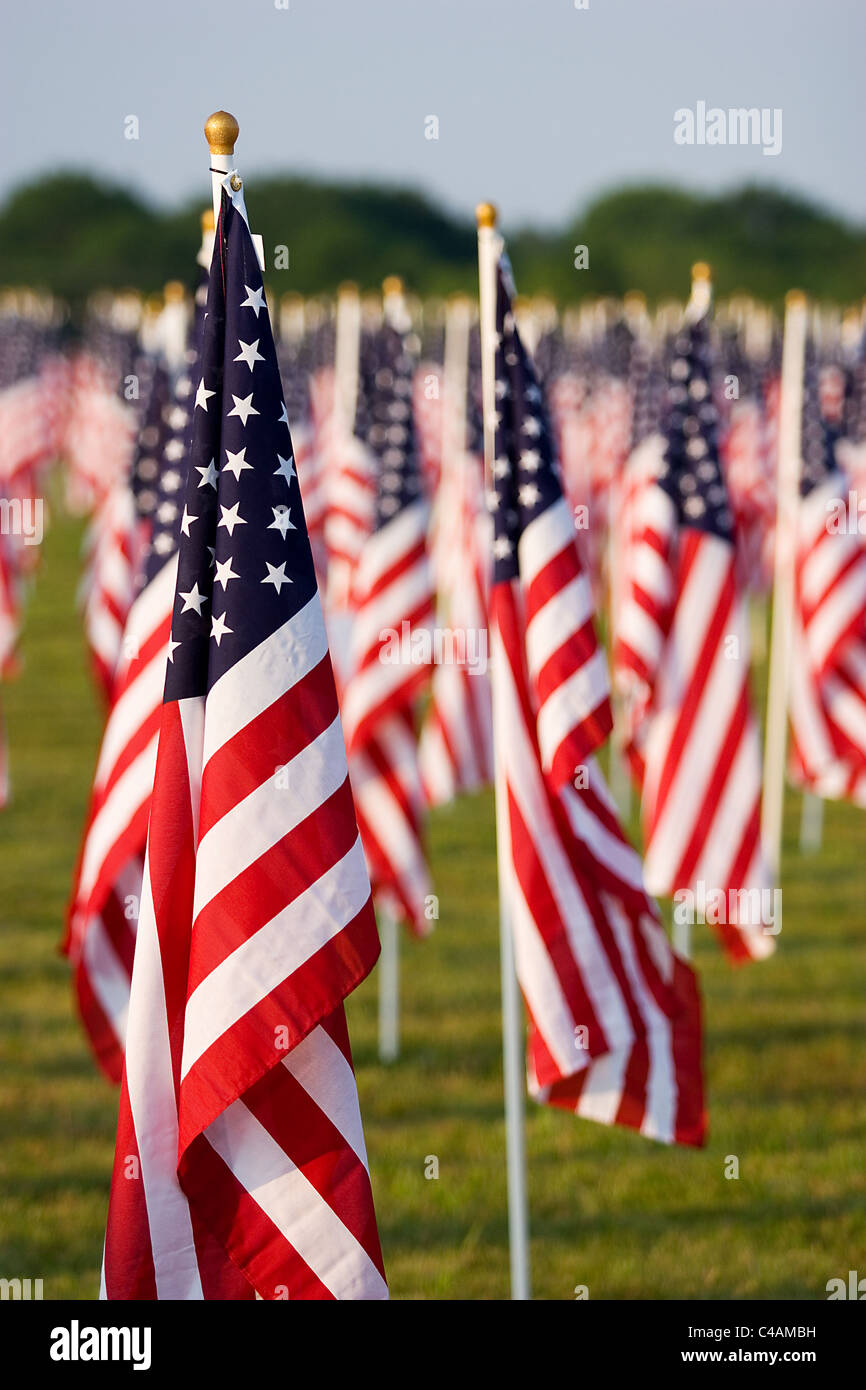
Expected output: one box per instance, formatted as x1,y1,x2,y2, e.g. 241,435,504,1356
356,323,422,527
489,260,563,584
658,314,733,541
800,346,841,497
164,191,315,701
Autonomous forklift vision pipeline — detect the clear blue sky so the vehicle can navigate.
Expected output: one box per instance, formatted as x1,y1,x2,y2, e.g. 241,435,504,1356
2,0,863,229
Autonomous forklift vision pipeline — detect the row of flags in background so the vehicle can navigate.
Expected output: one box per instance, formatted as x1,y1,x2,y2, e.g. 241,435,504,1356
2,152,866,1292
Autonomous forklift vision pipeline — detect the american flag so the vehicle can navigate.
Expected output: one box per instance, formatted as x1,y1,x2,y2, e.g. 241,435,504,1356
488,253,705,1144
419,333,494,804
788,347,866,803
65,329,198,1081
615,301,774,964
341,316,435,936
102,183,386,1300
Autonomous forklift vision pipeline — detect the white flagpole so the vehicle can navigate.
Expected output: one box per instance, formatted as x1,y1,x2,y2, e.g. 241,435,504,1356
761,291,808,882
799,790,824,853
477,202,531,1301
377,910,400,1063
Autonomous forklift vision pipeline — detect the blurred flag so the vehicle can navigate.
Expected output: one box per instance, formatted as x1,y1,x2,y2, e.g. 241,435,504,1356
342,316,436,936
102,182,386,1300
419,327,493,805
65,341,197,1081
488,253,705,1145
615,298,774,964
788,348,866,803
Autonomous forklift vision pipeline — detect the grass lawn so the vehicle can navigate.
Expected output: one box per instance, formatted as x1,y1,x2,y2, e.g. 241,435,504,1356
1,505,864,1300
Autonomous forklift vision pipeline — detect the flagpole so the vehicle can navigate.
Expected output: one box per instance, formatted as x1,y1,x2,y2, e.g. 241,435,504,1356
204,110,239,228
377,910,400,1063
799,789,824,853
761,291,808,882
477,201,531,1301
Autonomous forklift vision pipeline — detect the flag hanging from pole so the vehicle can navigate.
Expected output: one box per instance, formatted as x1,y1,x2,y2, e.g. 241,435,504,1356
615,296,775,964
488,250,705,1145
102,176,386,1300
788,346,866,803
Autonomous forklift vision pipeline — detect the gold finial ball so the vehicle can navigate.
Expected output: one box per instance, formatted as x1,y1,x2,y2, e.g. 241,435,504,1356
691,261,711,282
623,290,647,310
201,208,215,234
786,289,807,309
204,110,239,156
382,275,403,297
163,280,185,304
476,202,498,229
337,280,359,297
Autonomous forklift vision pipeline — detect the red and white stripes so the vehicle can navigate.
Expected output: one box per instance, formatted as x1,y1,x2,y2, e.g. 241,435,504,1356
102,591,386,1299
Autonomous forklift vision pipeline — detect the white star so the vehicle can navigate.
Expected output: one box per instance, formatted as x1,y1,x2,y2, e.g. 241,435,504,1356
268,505,297,538
195,378,216,411
227,393,260,426
179,583,207,615
493,456,511,479
262,561,292,593
211,612,233,645
224,446,253,480
165,439,185,461
180,506,197,537
196,458,218,489
522,416,541,437
278,402,289,428
166,637,181,663
519,483,541,506
274,454,296,484
214,556,240,590
493,536,514,559
234,338,265,370
520,449,541,471
162,470,182,492
240,284,266,316
218,502,247,536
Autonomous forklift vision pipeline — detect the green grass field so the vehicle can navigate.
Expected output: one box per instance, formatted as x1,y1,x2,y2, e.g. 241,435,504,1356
1,506,865,1301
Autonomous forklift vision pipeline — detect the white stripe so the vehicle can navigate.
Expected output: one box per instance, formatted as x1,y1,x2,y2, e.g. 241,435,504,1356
123,847,203,1299
518,496,574,586
283,1025,370,1169
526,572,594,677
202,593,329,770
194,714,348,920
536,647,610,771
182,836,371,1077
205,1095,388,1300
81,915,131,1049
77,736,159,902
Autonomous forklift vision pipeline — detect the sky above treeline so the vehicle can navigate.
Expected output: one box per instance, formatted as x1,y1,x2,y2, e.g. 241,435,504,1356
3,0,864,229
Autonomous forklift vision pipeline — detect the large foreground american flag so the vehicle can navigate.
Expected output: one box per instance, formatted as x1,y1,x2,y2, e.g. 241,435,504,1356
488,253,705,1145
102,181,386,1300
